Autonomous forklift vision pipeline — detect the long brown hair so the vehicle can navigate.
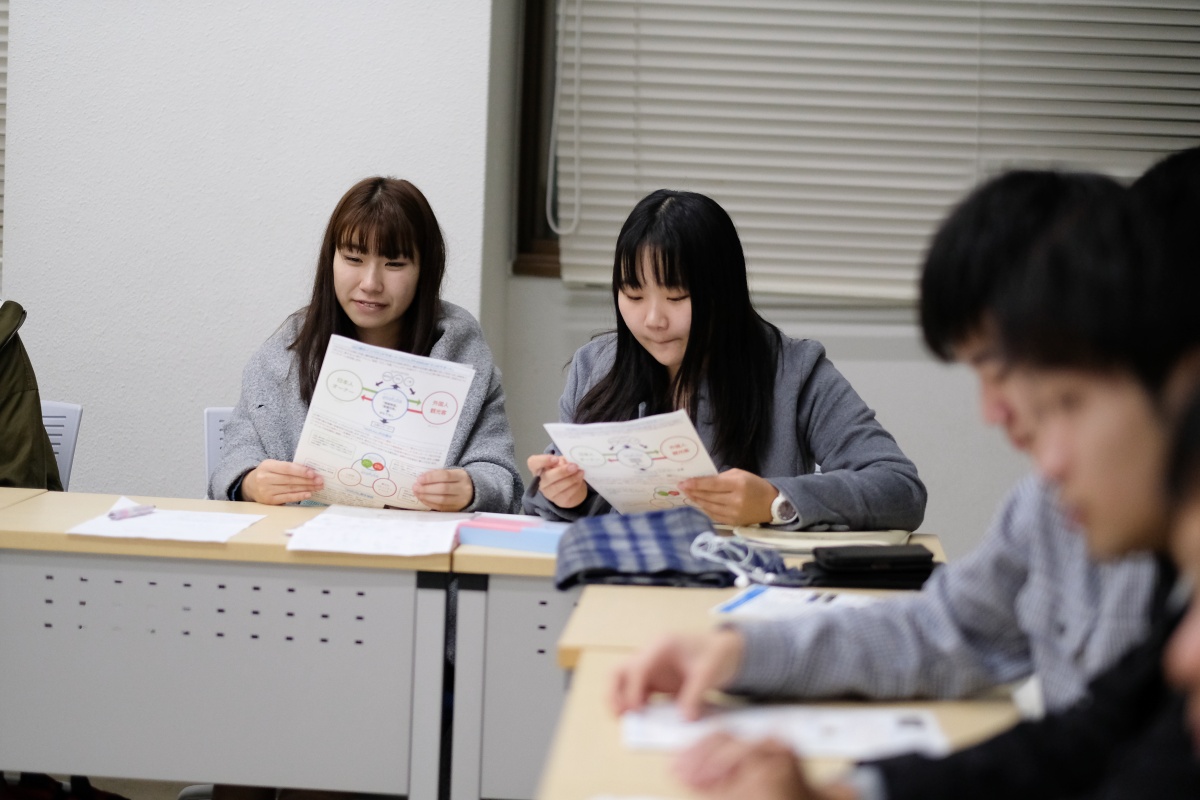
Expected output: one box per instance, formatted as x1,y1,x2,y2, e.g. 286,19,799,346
291,177,446,404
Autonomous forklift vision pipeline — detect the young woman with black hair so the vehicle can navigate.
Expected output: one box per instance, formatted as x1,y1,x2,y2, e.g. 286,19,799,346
210,176,522,513
523,189,926,530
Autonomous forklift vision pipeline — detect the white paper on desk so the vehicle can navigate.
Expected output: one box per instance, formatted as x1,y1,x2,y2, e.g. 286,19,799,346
292,334,476,510
544,410,718,514
623,702,949,760
67,497,264,543
711,586,880,620
285,505,470,556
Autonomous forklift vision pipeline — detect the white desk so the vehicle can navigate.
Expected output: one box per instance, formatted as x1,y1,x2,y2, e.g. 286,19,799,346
0,492,450,798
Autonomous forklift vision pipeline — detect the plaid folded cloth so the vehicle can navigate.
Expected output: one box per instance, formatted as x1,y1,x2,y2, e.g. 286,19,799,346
554,507,797,590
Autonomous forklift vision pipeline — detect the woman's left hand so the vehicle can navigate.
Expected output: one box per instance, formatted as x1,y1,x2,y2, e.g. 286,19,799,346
679,469,777,526
413,468,475,511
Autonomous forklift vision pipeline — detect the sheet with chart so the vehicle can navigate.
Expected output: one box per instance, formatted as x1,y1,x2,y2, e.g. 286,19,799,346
544,410,718,514
293,335,475,509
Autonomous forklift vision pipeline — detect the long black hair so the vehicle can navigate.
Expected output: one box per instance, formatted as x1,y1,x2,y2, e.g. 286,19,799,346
290,177,446,404
573,189,782,472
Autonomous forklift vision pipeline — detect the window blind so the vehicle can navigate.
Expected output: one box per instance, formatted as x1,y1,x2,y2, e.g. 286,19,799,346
550,0,1200,303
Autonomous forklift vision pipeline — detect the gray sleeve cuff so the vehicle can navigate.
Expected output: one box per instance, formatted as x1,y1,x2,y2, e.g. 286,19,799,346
723,620,808,695
840,766,888,800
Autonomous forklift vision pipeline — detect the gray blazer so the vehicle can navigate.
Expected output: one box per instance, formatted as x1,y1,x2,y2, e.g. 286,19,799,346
523,332,927,531
210,301,523,513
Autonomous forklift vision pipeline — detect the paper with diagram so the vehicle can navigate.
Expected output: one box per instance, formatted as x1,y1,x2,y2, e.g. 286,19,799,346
292,334,475,509
544,410,718,514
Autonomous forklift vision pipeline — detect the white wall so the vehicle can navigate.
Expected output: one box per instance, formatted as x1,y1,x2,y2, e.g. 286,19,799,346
4,1,1029,557
5,1,517,498
502,277,1029,560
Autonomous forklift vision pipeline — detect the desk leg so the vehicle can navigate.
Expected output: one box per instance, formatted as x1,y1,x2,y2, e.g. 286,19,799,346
450,575,488,800
475,577,581,800
409,572,449,800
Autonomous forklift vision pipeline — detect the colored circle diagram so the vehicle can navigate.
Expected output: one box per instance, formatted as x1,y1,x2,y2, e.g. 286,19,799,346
372,388,409,423
569,446,606,467
326,370,363,402
423,391,459,425
660,436,701,462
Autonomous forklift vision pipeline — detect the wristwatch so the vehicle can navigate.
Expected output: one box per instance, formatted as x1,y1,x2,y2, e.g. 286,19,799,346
770,492,798,525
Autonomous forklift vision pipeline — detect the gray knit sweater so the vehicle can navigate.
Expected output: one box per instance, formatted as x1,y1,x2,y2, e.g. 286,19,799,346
210,301,523,513
523,333,927,531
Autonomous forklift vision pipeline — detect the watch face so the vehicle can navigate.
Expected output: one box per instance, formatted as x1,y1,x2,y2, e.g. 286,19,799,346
772,494,797,524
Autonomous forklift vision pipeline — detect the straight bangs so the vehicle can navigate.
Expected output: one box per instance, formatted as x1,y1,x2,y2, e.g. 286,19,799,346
614,240,689,292
333,201,418,261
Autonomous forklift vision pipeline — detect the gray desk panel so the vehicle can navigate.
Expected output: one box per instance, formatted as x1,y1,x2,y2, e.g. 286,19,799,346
453,575,580,800
0,550,426,795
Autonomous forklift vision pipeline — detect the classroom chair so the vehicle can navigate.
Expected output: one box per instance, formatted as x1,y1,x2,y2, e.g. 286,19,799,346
41,400,83,490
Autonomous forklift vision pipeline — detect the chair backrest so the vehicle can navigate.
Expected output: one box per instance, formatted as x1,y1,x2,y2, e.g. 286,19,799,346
204,407,235,492
41,401,83,490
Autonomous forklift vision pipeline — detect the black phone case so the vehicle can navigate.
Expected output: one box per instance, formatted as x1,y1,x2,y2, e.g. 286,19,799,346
812,544,934,571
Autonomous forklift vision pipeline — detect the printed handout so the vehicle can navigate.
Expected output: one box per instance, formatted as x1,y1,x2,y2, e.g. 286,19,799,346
286,506,469,557
293,335,475,509
544,410,718,514
623,700,949,760
712,585,880,620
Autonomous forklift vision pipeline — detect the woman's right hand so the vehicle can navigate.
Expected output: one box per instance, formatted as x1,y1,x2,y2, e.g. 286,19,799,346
241,460,324,505
610,630,746,721
527,453,589,509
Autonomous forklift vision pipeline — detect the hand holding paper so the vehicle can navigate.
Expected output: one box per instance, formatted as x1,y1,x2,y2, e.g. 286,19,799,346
527,454,588,509
292,335,476,509
543,410,718,515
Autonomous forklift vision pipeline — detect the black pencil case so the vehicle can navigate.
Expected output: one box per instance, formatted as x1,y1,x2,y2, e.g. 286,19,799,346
800,544,937,590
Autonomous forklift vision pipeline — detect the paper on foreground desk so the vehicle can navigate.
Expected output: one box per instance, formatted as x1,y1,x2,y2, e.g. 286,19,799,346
623,701,949,760
538,650,1020,800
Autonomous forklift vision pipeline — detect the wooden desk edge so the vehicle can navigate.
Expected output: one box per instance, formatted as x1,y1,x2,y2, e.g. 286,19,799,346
0,531,452,571
0,487,47,511
451,544,557,577
0,492,452,572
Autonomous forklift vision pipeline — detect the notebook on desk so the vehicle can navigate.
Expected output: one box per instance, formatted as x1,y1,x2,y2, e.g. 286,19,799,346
733,526,910,554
